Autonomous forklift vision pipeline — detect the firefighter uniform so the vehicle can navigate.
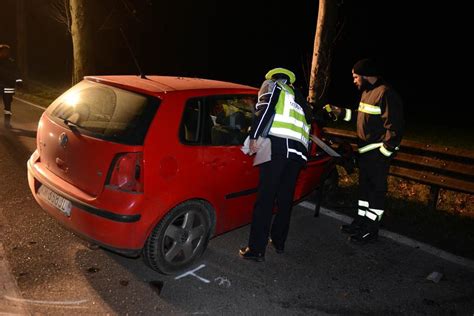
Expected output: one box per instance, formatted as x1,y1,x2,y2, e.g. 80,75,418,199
333,59,404,243
240,68,311,261
0,44,21,115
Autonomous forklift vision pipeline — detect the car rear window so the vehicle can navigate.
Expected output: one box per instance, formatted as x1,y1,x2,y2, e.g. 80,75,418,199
46,80,159,145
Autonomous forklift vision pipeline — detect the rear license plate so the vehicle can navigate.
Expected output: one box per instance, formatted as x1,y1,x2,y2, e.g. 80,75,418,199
38,185,72,217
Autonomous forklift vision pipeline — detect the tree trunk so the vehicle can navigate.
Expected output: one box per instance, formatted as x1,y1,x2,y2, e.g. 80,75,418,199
308,0,340,110
70,0,95,84
16,0,28,80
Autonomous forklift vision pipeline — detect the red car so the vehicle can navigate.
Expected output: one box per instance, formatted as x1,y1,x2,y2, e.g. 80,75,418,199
27,75,333,274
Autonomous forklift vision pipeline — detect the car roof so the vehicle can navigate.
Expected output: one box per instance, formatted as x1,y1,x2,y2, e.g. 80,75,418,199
85,75,258,94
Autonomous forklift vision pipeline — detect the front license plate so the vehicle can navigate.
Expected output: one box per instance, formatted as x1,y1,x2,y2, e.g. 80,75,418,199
38,185,72,217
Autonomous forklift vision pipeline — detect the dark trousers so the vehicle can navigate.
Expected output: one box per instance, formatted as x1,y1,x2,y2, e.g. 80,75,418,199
2,92,13,111
248,156,302,253
358,150,391,220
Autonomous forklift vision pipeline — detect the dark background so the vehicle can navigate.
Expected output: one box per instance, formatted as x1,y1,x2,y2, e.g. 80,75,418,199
0,0,471,126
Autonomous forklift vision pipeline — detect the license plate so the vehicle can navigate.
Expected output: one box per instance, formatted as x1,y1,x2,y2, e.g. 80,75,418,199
38,185,72,217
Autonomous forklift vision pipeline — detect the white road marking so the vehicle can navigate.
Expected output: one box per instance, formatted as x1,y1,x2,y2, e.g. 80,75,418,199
214,277,231,288
13,96,46,111
175,264,210,283
0,244,30,315
4,296,88,306
299,201,474,271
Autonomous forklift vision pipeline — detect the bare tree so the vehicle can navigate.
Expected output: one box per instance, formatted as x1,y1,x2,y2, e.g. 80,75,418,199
49,0,72,34
307,0,343,110
69,0,97,84
48,0,146,84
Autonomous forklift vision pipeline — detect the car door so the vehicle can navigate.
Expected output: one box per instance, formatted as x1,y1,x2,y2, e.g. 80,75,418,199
185,94,259,233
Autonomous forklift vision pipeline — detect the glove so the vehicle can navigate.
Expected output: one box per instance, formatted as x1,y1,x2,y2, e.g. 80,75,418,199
323,104,341,120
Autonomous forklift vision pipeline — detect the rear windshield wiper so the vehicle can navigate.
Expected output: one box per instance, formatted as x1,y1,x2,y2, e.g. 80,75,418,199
63,118,81,131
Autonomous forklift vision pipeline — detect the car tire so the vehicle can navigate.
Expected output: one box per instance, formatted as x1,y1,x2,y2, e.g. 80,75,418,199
143,200,212,275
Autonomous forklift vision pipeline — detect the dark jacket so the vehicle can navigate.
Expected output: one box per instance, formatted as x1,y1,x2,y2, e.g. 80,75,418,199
344,79,404,152
0,57,20,90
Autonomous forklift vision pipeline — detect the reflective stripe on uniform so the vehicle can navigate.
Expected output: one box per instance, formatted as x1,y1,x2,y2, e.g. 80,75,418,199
344,109,352,121
269,82,310,148
358,142,383,153
365,211,378,221
288,148,307,161
358,102,381,115
379,145,393,157
4,88,15,94
369,208,384,221
358,200,368,216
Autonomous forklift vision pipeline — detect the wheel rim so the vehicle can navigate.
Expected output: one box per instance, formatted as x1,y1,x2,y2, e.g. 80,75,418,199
161,208,207,265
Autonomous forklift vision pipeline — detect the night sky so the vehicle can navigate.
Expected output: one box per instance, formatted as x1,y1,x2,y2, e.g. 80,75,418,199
0,0,471,127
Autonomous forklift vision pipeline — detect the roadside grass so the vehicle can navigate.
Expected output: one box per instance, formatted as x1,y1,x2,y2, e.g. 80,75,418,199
16,79,474,260
15,78,69,108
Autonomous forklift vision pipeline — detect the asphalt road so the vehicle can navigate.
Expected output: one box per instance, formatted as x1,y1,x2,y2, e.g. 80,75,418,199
0,97,473,315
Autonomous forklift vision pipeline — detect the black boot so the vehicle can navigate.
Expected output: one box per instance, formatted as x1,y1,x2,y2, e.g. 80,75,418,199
341,216,364,234
350,219,379,244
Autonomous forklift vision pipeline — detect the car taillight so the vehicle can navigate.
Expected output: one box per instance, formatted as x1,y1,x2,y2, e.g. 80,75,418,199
107,152,144,193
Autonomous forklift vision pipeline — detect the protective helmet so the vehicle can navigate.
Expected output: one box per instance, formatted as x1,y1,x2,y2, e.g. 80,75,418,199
265,67,296,84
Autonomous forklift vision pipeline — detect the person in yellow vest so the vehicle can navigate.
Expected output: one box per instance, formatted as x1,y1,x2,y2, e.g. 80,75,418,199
239,68,311,261
325,58,404,244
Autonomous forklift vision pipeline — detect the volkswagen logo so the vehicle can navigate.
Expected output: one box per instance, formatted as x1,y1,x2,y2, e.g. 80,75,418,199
59,132,68,148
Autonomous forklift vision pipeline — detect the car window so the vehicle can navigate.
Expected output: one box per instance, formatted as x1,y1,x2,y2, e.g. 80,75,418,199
47,80,159,145
180,95,256,146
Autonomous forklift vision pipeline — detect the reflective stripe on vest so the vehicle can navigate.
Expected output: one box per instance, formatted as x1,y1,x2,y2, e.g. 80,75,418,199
358,102,381,115
269,82,310,148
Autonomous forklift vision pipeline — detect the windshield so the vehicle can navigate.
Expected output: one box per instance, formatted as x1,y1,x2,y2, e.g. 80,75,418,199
47,80,159,145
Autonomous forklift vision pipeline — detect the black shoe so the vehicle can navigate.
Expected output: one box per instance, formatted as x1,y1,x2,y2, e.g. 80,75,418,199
239,247,265,262
269,239,284,254
341,221,362,235
349,230,378,244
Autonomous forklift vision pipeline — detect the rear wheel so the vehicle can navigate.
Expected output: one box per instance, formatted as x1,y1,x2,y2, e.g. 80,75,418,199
143,200,212,275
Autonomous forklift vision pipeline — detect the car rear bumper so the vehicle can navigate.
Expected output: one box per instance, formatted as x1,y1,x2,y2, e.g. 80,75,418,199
27,156,144,256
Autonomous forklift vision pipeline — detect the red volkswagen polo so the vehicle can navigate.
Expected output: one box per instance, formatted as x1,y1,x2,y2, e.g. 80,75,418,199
27,75,333,274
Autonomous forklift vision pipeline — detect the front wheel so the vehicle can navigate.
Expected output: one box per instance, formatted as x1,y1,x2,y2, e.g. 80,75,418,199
143,200,212,275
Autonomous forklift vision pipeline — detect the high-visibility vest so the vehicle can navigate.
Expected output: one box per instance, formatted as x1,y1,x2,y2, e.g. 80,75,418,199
268,82,310,148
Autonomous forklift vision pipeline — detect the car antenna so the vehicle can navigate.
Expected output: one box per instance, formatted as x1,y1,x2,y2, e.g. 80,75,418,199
120,27,147,79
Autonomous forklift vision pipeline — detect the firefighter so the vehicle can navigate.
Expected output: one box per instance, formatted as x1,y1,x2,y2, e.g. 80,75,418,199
0,44,22,116
239,67,312,261
325,58,404,243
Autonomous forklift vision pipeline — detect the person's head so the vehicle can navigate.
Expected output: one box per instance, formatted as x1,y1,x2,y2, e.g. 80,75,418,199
352,58,380,91
0,44,11,59
265,67,296,85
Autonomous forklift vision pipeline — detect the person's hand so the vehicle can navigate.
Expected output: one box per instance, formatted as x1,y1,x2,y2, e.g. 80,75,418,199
323,104,341,121
323,104,341,116
249,139,258,155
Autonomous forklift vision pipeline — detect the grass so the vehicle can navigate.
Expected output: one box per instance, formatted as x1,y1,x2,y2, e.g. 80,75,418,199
15,78,69,107
17,78,474,260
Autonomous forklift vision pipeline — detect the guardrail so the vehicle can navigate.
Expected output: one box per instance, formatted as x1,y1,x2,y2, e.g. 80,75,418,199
322,127,474,210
